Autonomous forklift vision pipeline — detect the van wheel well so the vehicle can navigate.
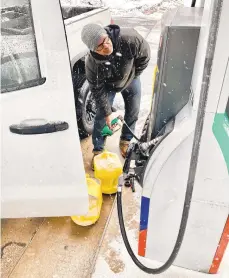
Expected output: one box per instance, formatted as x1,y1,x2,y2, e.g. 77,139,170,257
72,58,95,139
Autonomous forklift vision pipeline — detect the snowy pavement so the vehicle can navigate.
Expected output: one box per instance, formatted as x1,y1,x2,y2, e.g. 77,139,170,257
77,0,182,18
63,0,182,18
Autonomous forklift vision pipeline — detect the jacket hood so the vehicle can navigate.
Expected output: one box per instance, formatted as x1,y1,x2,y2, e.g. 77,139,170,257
105,24,121,51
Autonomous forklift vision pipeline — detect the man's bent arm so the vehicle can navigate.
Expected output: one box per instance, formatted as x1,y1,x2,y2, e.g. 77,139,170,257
85,58,112,117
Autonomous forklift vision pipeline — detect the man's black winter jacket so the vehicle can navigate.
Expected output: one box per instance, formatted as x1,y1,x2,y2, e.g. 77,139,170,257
85,24,150,116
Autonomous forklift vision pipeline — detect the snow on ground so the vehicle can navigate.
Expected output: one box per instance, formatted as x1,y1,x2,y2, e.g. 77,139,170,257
62,0,183,17
102,0,182,17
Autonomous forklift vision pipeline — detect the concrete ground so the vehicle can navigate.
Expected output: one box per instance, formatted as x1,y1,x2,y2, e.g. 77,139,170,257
1,16,156,278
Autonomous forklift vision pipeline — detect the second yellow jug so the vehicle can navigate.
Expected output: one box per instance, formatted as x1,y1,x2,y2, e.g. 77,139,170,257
71,174,102,226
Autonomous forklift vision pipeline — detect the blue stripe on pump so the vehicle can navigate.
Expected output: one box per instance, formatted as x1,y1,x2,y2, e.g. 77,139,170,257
140,196,150,231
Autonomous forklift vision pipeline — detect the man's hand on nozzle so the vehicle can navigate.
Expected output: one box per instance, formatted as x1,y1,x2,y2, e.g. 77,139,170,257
105,115,112,130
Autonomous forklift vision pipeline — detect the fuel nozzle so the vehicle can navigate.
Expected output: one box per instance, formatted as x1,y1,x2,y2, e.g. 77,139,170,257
116,115,162,154
139,136,162,156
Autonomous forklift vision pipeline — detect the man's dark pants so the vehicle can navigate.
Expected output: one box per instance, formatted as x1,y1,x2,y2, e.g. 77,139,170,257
92,77,141,152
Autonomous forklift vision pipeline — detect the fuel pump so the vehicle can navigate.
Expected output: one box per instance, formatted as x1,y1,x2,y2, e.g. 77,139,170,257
117,0,229,274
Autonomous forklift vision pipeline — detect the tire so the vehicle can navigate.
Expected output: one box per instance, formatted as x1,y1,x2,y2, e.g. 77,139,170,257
74,75,96,139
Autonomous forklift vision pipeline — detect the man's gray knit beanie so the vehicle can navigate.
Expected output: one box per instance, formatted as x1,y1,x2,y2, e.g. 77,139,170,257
81,23,107,51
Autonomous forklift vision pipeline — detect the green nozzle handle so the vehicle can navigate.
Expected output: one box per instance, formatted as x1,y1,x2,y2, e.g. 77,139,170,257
101,117,121,137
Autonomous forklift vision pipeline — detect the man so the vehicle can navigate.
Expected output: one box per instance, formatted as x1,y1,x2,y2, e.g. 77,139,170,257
81,23,150,165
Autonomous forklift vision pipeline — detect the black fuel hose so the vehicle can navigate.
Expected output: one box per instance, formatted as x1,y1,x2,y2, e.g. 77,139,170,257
117,0,223,273
191,0,196,7
121,119,141,142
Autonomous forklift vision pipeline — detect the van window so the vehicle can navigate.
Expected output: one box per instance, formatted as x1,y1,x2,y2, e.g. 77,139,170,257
1,0,43,93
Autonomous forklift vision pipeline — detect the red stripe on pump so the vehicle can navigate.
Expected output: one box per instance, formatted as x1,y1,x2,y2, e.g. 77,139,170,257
209,216,229,274
138,229,147,257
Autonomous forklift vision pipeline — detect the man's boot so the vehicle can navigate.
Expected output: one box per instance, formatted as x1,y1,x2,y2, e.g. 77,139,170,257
119,139,130,158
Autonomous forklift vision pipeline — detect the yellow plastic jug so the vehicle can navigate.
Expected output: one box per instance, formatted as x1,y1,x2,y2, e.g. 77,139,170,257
71,175,102,226
94,151,123,194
